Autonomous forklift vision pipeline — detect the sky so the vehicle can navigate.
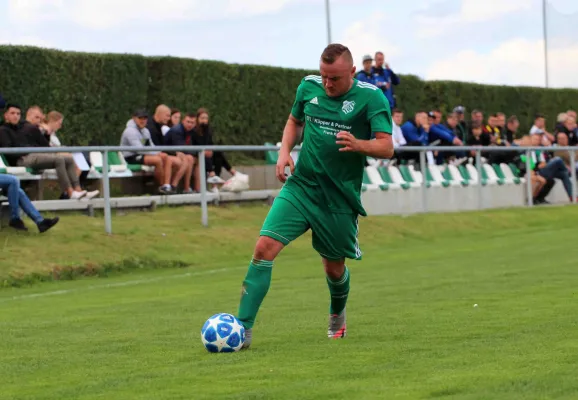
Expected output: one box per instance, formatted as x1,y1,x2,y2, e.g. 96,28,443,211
1,0,577,88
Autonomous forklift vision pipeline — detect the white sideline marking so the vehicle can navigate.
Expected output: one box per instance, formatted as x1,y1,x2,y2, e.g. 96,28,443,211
0,267,243,303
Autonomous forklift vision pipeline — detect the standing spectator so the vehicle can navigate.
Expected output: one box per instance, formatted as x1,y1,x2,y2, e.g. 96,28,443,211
372,51,400,109
162,108,182,136
356,55,375,85
164,112,196,194
453,106,468,142
121,109,186,195
0,105,96,200
147,104,171,146
191,108,226,192
0,173,59,232
529,113,555,146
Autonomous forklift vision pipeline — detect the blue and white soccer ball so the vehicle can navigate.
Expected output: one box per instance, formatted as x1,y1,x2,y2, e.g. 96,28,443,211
201,313,245,353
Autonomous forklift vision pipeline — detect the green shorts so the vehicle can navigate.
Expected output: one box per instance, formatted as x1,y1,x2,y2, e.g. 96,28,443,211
260,190,362,261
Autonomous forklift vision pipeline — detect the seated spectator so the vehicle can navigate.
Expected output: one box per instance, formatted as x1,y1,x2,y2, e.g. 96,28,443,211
529,113,555,146
164,112,196,194
191,108,226,192
553,132,578,177
554,114,578,145
147,104,171,146
0,173,59,232
121,109,187,195
453,106,468,142
356,55,375,85
505,115,519,145
482,114,503,145
400,111,429,164
554,112,567,135
466,121,488,159
520,134,573,204
0,104,97,200
470,109,484,128
162,108,182,136
391,108,407,150
430,112,465,164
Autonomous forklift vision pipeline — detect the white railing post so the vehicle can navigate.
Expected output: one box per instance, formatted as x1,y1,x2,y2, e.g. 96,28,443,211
475,150,483,209
525,150,533,207
198,150,209,227
102,150,112,234
571,150,576,204
419,150,428,212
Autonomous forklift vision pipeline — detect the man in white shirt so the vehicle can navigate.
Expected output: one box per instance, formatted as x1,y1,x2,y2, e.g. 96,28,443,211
392,108,406,148
529,113,554,146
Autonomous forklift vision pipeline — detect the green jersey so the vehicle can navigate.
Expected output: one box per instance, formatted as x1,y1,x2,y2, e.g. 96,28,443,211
287,75,392,216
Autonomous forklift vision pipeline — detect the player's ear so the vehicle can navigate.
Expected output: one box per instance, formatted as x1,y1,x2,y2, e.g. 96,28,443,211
351,65,356,77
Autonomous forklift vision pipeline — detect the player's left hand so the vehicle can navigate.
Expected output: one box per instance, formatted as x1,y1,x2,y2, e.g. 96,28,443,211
336,131,361,152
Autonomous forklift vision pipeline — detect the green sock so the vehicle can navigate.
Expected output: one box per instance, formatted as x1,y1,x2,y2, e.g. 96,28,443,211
326,267,350,315
237,259,273,329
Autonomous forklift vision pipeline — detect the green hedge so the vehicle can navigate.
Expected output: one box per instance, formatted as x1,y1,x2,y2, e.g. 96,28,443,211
1,45,577,149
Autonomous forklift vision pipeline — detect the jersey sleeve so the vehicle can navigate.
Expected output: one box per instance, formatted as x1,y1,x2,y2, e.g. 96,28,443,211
290,80,307,122
367,89,392,135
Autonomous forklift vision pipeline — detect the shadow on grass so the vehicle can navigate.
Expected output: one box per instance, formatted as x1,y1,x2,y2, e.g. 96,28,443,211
1,257,189,289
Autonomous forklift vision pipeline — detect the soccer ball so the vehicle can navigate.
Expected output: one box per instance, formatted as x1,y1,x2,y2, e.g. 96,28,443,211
201,313,245,353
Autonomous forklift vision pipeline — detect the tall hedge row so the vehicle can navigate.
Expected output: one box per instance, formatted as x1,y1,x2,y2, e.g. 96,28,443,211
1,45,577,148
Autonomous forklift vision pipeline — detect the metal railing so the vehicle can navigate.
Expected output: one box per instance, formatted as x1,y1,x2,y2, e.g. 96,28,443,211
0,144,576,234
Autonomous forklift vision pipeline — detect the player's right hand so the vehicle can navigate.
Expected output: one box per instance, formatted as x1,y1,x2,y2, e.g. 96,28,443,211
276,151,295,183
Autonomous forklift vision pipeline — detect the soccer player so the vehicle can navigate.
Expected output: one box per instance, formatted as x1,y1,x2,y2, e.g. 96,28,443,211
237,43,394,349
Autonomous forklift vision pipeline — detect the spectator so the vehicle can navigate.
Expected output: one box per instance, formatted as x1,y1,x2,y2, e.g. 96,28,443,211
120,109,185,195
391,108,406,149
430,112,465,164
147,104,171,146
164,112,196,194
483,114,502,145
522,134,573,203
471,109,484,129
529,113,554,146
39,111,93,197
554,114,578,145
401,111,429,147
356,55,375,85
495,112,506,136
0,104,97,200
466,121,487,158
453,106,468,142
505,115,519,144
162,108,182,136
553,132,578,176
372,51,400,109
191,108,226,192
0,173,59,232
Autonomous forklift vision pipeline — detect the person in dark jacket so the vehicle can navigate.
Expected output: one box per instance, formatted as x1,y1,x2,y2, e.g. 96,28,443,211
192,108,228,192
147,104,171,146
372,51,400,109
0,105,96,200
164,112,196,193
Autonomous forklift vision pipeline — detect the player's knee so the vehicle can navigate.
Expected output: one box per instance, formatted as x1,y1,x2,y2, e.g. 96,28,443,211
253,236,284,261
322,258,345,280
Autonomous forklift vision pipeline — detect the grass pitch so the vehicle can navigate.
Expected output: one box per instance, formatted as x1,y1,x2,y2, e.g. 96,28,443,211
1,205,577,399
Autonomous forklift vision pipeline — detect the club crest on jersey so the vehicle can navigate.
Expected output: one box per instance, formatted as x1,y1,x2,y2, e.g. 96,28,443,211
342,100,355,114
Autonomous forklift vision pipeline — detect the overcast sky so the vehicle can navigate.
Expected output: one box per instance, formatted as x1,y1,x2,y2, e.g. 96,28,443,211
1,0,577,88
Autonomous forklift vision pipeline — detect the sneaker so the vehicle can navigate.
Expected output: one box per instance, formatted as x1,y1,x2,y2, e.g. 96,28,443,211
242,328,252,349
159,185,173,195
37,217,60,233
327,308,347,339
182,188,194,194
9,218,28,231
70,190,87,200
207,175,225,184
83,190,99,200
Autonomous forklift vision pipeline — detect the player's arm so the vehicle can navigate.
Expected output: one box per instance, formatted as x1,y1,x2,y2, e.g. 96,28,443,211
337,132,394,159
336,90,394,159
276,81,306,182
